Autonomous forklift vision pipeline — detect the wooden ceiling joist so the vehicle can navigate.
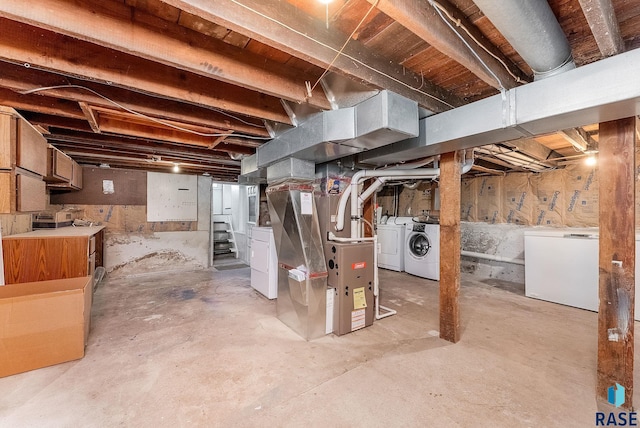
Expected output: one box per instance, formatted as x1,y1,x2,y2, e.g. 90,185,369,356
45,128,254,159
0,87,86,120
368,0,528,90
0,0,331,110
0,61,270,137
0,18,291,124
161,0,463,112
578,0,625,57
78,102,101,133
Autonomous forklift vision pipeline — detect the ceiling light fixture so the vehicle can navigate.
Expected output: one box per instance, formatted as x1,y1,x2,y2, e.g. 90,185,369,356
318,0,333,4
585,154,597,166
173,163,180,173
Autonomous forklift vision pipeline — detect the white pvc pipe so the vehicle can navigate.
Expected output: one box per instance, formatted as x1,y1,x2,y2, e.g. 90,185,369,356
335,153,475,237
347,168,441,238
461,250,525,266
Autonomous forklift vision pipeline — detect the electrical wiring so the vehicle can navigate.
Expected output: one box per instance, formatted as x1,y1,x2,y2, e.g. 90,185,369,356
227,0,456,109
429,0,506,91
19,84,273,140
428,0,529,86
309,0,380,95
4,58,267,130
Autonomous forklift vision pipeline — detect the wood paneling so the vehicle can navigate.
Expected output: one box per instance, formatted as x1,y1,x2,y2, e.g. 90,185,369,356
2,236,89,284
50,167,146,206
439,150,462,343
597,117,636,409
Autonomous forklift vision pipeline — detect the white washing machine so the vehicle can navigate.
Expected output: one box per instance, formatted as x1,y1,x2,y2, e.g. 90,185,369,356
404,222,440,280
377,217,413,271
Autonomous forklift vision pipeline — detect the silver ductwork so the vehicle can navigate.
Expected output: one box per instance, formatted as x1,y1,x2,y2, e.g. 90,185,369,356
254,90,419,169
473,0,575,80
360,48,640,165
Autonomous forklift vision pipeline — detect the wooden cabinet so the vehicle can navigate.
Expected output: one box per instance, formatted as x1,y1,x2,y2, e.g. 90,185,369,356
46,154,83,190
16,120,47,176
2,226,105,284
45,147,73,182
71,160,83,189
0,112,15,171
0,107,48,214
16,174,47,212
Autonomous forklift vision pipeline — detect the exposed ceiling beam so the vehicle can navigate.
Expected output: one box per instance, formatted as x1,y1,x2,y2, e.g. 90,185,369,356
0,61,270,137
502,138,562,163
367,0,527,89
48,138,243,166
0,19,291,124
577,0,625,57
0,0,331,109
160,0,463,112
78,102,100,133
45,128,255,157
92,109,233,149
560,127,597,152
0,87,85,120
53,145,238,169
60,153,240,179
22,112,94,133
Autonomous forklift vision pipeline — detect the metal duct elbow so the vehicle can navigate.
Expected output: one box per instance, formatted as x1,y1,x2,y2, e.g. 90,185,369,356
473,0,575,80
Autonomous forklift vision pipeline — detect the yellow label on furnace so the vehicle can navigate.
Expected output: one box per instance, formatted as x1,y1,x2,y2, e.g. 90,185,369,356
353,287,366,309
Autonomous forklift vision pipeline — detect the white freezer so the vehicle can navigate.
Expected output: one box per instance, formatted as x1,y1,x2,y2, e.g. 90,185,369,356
524,228,640,321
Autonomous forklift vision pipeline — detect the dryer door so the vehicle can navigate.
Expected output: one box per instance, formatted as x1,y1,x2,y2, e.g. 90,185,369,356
408,232,431,260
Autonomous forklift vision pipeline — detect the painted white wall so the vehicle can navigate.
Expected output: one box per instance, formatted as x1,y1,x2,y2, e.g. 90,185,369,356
197,176,212,231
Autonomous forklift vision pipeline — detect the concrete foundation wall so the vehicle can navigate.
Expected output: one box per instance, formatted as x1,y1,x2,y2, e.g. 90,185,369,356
461,222,526,284
106,231,210,278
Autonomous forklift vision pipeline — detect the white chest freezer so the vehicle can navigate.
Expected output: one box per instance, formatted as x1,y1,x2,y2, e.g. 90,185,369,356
524,228,640,321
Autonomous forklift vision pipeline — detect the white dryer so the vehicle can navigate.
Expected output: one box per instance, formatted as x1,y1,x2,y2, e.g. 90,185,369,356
404,222,440,280
376,217,413,271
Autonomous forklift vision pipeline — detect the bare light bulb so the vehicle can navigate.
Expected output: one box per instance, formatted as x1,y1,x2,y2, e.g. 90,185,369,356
318,0,333,3
585,155,596,166
173,164,180,173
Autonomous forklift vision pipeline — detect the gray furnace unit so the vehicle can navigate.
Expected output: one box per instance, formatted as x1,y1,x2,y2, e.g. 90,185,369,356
325,241,375,335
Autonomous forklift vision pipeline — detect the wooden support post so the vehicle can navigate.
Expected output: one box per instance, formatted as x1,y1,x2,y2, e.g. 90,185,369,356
439,151,462,343
597,117,636,409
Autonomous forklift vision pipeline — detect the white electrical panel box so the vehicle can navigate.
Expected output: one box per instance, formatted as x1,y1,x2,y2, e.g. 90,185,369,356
147,172,198,222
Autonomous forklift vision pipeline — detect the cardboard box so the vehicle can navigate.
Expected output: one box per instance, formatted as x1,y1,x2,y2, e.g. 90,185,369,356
0,275,92,377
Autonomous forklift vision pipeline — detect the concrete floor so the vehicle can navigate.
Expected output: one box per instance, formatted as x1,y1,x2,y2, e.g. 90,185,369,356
0,267,637,427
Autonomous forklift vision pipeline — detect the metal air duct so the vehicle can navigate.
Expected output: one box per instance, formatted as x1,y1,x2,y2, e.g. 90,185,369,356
255,90,419,168
473,0,575,80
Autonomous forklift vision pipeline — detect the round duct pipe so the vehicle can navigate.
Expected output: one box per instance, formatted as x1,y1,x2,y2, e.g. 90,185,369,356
473,0,575,80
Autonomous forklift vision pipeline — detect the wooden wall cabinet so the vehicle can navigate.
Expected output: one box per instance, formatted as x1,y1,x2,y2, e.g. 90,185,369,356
71,160,83,189
16,174,47,212
16,120,47,176
45,147,73,183
0,107,48,214
1,226,105,285
45,145,83,190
